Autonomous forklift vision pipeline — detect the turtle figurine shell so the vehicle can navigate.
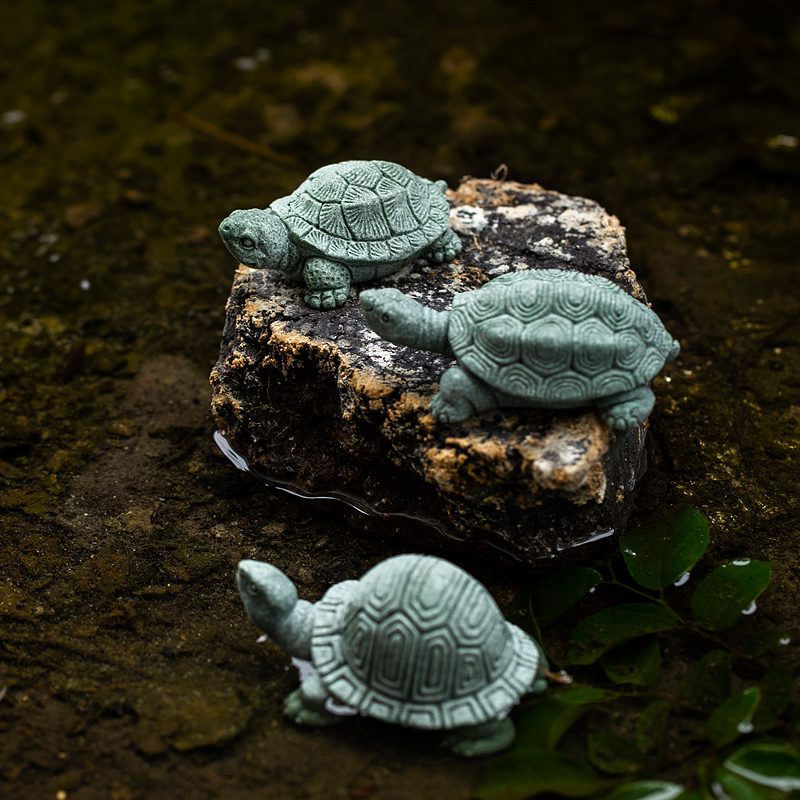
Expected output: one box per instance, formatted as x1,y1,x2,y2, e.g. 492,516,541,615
360,268,680,429
219,160,462,309
237,554,547,757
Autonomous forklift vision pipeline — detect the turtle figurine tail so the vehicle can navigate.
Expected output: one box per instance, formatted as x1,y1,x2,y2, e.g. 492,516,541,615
668,338,680,361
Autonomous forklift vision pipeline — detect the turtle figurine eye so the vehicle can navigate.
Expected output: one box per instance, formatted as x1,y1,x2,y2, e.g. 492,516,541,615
248,582,259,596
240,236,256,250
381,312,392,323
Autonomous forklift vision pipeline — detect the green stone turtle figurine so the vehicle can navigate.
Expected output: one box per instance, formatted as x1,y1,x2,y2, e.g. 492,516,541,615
360,269,680,428
237,554,547,757
219,160,462,309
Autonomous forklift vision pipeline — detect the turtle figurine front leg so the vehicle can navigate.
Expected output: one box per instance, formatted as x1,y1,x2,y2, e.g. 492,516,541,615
302,258,352,309
430,365,501,422
283,671,343,727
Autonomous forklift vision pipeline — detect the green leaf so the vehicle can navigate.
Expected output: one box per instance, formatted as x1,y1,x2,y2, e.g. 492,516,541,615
600,781,684,800
588,733,647,775
568,604,680,665
744,630,791,657
503,589,540,638
723,742,800,791
753,664,793,730
529,567,603,625
515,687,617,752
475,748,607,800
515,697,593,751
713,770,775,800
690,560,772,632
635,700,671,755
555,686,619,704
706,686,760,748
602,637,661,686
619,506,709,591
683,650,732,711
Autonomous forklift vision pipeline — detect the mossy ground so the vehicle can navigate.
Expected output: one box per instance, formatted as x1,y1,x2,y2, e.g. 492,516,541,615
0,1,798,797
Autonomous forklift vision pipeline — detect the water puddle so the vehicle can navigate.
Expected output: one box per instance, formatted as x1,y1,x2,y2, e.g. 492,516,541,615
556,527,616,552
214,430,458,537
215,431,618,559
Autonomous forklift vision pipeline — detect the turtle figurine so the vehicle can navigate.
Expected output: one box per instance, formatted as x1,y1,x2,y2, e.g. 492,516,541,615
360,268,680,429
236,554,548,757
219,160,462,310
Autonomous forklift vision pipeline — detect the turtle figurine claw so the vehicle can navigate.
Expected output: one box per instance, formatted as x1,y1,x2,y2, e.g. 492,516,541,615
360,268,680,429
219,160,462,310
237,554,548,757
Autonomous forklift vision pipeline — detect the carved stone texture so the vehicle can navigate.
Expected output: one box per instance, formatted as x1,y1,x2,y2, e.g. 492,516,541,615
211,178,652,564
218,160,462,309
360,269,678,428
237,554,545,756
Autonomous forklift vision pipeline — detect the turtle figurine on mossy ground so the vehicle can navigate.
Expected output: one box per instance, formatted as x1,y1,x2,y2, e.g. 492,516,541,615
219,160,462,309
237,554,548,757
361,268,680,429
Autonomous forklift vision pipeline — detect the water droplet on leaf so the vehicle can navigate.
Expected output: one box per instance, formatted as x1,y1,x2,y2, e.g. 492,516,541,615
673,571,691,587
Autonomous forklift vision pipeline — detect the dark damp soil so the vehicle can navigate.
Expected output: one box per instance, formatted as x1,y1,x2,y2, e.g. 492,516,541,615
1,1,799,798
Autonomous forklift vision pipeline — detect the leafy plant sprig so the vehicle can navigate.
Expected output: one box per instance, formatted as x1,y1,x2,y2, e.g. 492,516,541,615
477,507,800,800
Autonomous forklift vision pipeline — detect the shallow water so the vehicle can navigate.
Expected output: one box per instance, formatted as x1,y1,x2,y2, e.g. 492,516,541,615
1,1,799,798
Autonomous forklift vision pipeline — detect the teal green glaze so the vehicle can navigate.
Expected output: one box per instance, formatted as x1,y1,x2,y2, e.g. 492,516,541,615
237,554,546,757
219,161,462,309
361,269,680,428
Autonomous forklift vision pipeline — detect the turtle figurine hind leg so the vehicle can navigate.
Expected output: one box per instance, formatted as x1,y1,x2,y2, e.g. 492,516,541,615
440,718,516,757
422,228,463,264
598,385,655,429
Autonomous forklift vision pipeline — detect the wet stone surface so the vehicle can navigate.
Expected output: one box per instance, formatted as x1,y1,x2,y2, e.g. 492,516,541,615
211,178,658,562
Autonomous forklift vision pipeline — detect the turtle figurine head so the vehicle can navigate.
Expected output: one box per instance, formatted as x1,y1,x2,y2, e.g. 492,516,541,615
361,288,430,347
236,559,313,659
236,553,549,757
361,288,452,354
219,209,292,274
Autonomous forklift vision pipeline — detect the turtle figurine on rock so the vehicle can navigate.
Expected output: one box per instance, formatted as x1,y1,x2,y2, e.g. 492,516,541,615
361,268,680,429
236,554,548,757
219,160,462,309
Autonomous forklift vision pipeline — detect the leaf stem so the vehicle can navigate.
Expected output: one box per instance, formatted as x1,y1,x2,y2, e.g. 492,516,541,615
527,599,546,656
604,575,688,625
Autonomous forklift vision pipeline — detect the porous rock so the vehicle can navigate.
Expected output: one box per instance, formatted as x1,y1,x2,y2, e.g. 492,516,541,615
210,178,650,564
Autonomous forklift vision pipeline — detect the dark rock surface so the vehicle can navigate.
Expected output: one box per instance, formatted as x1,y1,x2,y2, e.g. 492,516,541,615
210,178,654,564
